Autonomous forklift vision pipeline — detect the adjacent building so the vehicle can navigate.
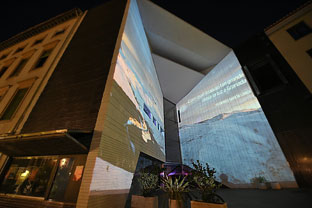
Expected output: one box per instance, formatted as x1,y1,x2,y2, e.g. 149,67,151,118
235,1,312,189
265,1,312,93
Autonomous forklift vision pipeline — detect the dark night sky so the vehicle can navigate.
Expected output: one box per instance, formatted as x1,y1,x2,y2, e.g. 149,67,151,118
0,0,310,48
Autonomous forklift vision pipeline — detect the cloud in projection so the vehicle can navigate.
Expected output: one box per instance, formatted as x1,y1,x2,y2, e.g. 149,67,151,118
177,51,296,185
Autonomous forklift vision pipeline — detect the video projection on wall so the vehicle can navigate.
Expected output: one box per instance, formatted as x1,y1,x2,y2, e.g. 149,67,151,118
177,51,296,186
94,0,164,175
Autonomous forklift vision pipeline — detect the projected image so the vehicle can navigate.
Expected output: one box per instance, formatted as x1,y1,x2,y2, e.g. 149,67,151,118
112,3,165,159
177,51,296,186
89,0,165,196
97,0,164,173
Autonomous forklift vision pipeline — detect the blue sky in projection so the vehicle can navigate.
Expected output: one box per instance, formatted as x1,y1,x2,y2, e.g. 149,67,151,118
113,0,165,156
177,51,296,184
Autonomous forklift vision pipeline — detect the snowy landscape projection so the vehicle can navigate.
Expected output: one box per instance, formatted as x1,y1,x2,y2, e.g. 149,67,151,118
177,51,296,185
113,0,165,159
90,0,165,193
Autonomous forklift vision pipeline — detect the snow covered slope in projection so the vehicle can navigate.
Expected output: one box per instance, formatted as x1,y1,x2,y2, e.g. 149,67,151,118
177,51,296,185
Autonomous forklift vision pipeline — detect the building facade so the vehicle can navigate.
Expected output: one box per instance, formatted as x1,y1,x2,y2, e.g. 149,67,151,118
0,0,309,207
265,2,312,93
235,1,312,188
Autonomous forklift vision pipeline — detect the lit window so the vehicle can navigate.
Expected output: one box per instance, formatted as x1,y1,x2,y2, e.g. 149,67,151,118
307,48,312,58
0,156,56,197
32,49,53,70
8,58,29,78
0,87,29,120
287,21,311,40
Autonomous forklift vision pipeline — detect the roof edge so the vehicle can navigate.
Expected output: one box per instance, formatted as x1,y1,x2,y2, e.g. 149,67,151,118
265,1,312,34
0,8,83,52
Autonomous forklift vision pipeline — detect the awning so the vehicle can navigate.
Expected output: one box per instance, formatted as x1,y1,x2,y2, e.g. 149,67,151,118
0,129,92,156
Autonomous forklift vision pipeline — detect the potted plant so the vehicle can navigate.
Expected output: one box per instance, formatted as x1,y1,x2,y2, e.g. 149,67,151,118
251,176,268,189
131,168,159,208
190,160,227,208
161,174,189,208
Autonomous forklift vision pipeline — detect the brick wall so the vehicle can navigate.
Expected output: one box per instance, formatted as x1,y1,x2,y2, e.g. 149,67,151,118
21,0,127,134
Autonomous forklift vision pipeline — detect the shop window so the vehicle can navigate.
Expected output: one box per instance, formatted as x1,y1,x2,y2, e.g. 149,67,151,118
0,87,29,120
0,157,57,197
8,58,29,78
48,158,74,201
287,21,311,40
0,155,86,202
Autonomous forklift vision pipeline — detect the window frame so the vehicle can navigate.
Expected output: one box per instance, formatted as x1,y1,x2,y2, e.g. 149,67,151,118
0,78,36,121
52,27,67,38
7,50,36,79
13,45,27,55
286,21,312,40
0,86,10,103
0,58,15,79
30,40,59,71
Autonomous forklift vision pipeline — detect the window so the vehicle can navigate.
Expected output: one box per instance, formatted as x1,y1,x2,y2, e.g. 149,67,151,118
0,87,29,120
32,49,53,70
8,58,29,78
307,48,312,58
14,46,26,54
287,21,311,40
0,156,57,197
53,28,66,37
0,66,9,78
32,38,44,46
0,155,86,202
244,58,287,95
0,54,7,60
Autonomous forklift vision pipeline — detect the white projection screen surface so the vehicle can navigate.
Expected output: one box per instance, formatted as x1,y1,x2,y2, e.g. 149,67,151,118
89,0,165,194
112,0,165,162
177,51,296,186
